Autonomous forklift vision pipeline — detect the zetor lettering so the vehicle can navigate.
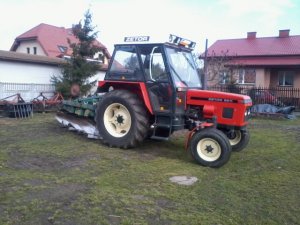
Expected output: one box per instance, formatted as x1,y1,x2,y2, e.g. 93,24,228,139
124,36,150,42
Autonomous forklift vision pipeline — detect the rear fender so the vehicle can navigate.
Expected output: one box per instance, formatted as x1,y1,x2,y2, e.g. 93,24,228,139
98,81,153,114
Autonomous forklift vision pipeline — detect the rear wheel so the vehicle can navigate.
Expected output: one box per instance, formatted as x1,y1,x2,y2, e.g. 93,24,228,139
95,90,149,148
190,128,231,168
226,129,250,152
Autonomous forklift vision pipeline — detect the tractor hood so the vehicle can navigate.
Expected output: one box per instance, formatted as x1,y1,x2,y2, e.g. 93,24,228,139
186,89,252,127
186,89,252,105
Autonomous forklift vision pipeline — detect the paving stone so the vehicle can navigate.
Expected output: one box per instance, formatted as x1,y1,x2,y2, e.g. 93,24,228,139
169,176,198,186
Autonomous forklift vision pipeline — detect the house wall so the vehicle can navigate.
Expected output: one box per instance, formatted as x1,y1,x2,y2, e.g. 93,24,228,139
0,61,106,84
255,68,267,87
264,69,271,87
269,69,278,88
0,60,107,100
0,60,60,101
15,40,46,56
94,51,109,65
0,61,60,84
88,71,106,95
294,69,300,88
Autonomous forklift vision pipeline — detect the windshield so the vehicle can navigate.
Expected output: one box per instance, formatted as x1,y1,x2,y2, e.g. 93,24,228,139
166,47,201,88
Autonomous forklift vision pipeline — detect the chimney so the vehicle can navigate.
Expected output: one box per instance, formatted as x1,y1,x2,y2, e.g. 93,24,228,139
247,32,256,39
279,29,290,38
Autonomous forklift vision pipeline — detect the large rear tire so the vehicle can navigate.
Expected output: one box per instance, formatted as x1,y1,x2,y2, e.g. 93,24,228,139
95,90,149,148
190,128,231,168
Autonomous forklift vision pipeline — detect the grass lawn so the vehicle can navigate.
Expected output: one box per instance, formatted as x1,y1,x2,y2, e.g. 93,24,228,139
0,113,299,225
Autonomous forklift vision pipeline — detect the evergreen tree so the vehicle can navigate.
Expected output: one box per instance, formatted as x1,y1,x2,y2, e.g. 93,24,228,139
52,10,101,98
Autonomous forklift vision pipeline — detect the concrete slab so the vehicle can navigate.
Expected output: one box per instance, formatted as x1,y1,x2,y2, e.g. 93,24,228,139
169,176,198,186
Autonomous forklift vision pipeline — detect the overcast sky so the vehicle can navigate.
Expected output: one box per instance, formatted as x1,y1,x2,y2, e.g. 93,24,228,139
1,0,300,54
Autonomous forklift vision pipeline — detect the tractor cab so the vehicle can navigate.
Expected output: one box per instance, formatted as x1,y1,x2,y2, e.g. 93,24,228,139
101,35,200,139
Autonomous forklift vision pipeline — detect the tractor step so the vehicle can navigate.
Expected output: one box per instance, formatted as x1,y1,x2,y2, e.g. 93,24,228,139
153,123,171,129
150,136,169,141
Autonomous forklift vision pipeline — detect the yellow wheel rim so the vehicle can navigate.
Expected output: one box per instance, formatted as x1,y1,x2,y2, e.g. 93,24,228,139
103,103,131,138
228,130,242,146
197,138,221,162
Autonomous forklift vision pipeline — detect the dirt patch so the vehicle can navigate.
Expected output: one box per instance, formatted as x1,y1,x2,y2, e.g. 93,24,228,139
170,130,188,140
284,126,300,133
0,120,67,146
25,183,87,202
0,118,19,126
156,198,175,209
7,149,100,172
107,214,122,225
0,205,4,218
145,198,175,225
22,183,88,225
24,179,45,186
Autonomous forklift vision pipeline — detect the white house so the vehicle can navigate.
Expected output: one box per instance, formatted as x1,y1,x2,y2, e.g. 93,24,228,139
0,23,110,101
10,23,111,62
0,50,107,101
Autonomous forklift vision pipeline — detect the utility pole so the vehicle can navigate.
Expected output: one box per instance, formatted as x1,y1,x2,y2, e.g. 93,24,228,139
203,39,208,90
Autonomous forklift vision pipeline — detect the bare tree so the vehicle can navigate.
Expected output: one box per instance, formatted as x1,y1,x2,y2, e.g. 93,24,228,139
199,50,244,88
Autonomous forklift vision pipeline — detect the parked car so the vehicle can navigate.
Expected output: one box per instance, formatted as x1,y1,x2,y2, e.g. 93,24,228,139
247,89,284,106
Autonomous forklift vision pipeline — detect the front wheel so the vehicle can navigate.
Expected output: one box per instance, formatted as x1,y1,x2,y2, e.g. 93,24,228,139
189,128,231,168
226,129,250,152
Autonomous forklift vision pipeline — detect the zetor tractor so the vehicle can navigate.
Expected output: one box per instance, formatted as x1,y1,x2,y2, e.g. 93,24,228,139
57,35,252,168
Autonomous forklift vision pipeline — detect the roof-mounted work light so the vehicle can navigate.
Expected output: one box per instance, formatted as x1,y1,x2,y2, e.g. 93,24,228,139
169,34,196,49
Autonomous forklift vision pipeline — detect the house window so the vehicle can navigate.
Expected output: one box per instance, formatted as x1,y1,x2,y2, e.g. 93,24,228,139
219,71,229,84
94,52,104,63
58,45,68,53
26,47,30,54
33,47,37,55
278,71,294,86
238,69,256,84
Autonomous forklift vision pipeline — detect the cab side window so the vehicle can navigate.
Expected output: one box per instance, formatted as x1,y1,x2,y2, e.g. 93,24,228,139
145,47,168,82
150,49,168,81
109,46,143,80
141,46,172,112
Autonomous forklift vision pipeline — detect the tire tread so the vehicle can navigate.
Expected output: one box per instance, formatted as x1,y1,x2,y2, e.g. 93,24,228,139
95,90,149,149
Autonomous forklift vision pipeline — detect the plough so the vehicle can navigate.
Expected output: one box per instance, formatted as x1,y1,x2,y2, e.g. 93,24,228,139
31,92,63,112
0,94,33,118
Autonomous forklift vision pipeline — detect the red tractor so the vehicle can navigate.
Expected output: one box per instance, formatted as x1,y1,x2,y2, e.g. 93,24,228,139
57,35,252,168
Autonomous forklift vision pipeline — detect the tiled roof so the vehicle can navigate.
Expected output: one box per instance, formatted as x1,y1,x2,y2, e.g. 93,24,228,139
227,56,300,67
0,50,64,65
10,23,111,58
206,35,300,57
0,50,108,71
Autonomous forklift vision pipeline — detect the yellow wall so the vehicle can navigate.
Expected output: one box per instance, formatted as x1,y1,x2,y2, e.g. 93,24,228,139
264,69,271,87
255,68,265,87
206,65,300,89
294,70,300,88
